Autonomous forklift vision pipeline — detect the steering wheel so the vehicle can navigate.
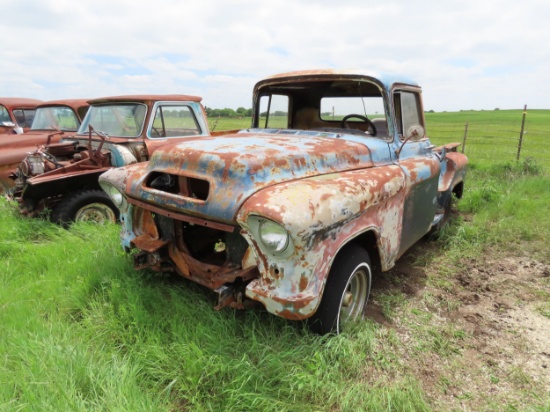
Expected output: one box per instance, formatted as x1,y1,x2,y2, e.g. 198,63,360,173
151,126,164,137
340,114,377,136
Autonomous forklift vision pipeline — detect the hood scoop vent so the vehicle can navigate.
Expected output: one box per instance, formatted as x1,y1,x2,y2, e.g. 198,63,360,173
146,172,210,201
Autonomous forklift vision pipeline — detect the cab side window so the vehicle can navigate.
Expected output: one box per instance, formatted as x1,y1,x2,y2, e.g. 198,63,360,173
150,105,201,138
394,91,422,138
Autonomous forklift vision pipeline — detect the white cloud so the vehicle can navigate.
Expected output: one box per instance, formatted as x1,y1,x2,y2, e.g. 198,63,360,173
0,0,548,111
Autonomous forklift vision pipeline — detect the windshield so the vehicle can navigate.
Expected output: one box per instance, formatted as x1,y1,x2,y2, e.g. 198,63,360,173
31,106,81,131
0,105,10,123
78,103,147,137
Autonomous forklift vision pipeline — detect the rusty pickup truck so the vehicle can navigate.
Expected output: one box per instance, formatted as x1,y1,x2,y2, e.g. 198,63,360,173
99,70,468,334
0,97,42,135
0,99,89,192
12,95,213,225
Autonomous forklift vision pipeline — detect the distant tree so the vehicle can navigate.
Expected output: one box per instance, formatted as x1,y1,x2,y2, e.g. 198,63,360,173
494,107,500,110
206,107,254,118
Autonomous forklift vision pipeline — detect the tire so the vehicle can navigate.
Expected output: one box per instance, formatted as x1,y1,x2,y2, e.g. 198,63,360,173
429,192,453,238
309,244,372,335
51,189,118,227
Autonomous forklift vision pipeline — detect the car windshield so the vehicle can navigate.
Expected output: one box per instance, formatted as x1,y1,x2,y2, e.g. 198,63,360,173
0,105,10,123
78,103,147,138
31,106,81,131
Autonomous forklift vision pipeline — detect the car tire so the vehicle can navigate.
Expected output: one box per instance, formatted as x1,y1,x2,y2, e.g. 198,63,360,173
429,192,453,238
51,189,118,227
309,244,372,335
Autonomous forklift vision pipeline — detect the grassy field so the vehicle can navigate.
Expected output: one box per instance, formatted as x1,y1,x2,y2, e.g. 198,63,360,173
1,110,549,411
210,109,550,171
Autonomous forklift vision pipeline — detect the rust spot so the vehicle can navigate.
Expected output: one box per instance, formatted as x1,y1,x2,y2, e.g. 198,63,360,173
299,274,309,291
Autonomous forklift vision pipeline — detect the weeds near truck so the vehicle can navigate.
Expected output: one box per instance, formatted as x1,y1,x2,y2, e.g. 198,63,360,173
1,157,549,410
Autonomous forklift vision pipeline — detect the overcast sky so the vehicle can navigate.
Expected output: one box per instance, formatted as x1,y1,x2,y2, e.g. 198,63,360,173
1,0,548,111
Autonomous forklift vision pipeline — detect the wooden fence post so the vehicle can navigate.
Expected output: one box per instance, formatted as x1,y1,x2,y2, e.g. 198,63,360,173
462,122,468,154
516,105,527,161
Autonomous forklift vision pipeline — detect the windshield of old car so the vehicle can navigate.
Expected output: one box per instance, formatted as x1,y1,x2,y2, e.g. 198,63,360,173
31,106,81,131
13,109,36,128
320,97,385,121
77,103,147,137
0,105,10,123
258,94,289,129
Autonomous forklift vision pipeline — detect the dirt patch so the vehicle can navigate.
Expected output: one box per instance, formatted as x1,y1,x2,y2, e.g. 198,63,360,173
455,257,550,382
367,243,550,410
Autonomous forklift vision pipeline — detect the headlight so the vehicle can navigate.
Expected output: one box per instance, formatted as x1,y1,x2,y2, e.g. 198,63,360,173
108,185,124,206
102,183,127,210
258,219,290,255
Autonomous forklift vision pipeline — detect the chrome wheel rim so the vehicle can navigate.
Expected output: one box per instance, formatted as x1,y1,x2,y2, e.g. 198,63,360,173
339,265,369,329
75,203,116,224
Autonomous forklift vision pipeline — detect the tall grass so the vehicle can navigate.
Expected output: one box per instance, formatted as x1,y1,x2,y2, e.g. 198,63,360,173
0,199,429,411
1,108,549,410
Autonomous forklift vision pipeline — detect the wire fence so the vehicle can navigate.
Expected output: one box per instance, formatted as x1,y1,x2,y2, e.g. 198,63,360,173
427,108,550,172
207,108,550,173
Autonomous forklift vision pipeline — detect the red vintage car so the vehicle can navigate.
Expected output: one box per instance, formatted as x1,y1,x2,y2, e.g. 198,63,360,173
0,99,89,192
0,97,42,135
12,95,216,224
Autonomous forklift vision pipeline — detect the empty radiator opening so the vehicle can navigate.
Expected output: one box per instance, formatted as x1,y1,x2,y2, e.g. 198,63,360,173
146,172,210,200
180,222,249,267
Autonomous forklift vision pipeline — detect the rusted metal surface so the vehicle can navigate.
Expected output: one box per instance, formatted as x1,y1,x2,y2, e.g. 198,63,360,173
12,95,211,217
0,97,43,133
99,71,468,324
0,99,89,192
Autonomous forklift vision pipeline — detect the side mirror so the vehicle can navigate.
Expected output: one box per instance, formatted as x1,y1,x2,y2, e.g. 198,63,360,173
396,125,426,158
1,121,16,128
405,125,425,141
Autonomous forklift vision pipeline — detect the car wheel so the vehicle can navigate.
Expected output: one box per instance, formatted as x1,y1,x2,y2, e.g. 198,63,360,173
430,192,453,237
51,189,118,227
309,244,372,335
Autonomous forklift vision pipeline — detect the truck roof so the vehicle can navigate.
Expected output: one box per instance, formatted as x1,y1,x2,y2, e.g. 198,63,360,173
258,69,419,91
87,95,202,105
37,99,90,109
0,97,43,110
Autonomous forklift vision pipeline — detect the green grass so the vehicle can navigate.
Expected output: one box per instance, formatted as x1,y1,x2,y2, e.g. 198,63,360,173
0,200,431,411
209,109,550,171
1,109,549,410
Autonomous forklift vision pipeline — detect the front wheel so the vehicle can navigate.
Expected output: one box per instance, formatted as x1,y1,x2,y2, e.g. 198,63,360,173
309,244,372,335
51,189,118,227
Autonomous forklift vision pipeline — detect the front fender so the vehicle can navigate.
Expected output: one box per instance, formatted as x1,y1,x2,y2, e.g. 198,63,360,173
439,151,468,194
107,144,138,167
237,165,407,319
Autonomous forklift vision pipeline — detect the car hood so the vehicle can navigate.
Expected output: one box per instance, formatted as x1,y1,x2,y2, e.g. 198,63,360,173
122,130,391,223
0,130,68,151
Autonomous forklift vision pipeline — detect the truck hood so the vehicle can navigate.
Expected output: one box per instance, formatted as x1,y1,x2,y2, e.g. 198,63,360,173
0,130,67,151
123,130,390,223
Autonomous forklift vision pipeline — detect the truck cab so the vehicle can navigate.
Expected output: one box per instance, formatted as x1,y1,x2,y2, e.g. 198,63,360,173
99,70,467,334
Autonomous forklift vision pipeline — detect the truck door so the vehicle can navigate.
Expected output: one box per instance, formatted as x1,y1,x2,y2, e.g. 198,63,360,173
394,90,440,256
